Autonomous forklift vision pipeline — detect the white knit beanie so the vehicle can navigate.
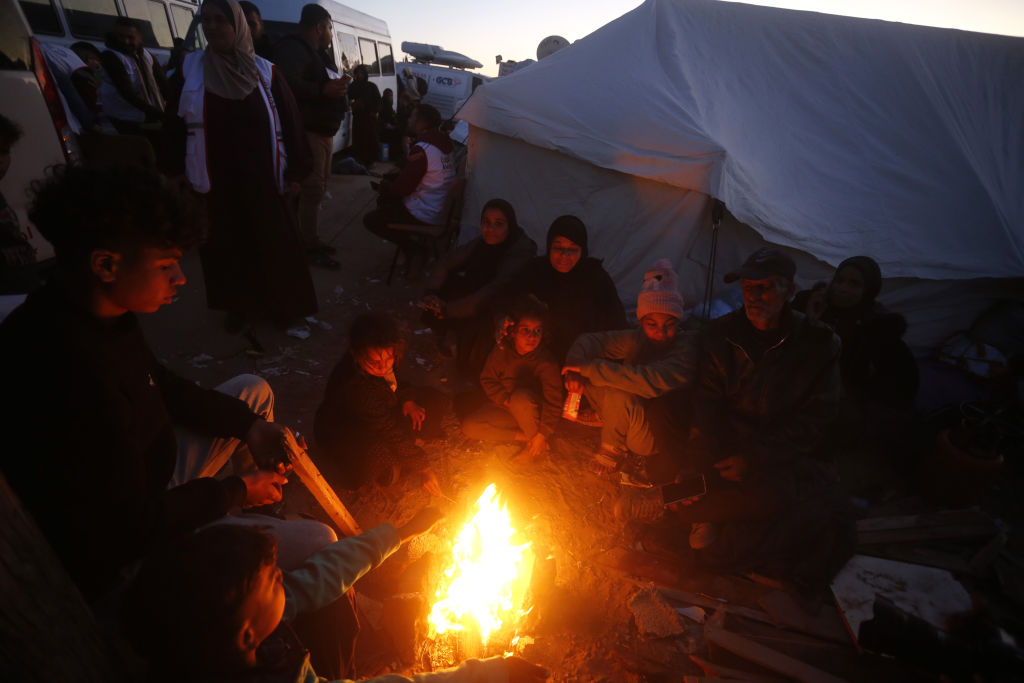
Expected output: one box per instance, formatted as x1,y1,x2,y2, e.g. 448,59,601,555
636,259,685,321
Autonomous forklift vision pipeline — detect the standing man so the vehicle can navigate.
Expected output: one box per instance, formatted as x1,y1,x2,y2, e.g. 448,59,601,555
239,1,274,59
273,4,347,270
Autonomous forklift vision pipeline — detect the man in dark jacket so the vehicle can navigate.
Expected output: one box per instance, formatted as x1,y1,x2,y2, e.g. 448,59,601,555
273,3,347,269
0,166,314,602
620,248,855,597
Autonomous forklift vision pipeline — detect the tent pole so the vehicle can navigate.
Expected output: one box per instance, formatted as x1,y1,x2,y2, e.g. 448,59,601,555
701,200,725,321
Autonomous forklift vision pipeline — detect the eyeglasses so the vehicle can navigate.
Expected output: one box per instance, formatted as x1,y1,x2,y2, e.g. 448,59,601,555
516,327,543,338
551,246,581,256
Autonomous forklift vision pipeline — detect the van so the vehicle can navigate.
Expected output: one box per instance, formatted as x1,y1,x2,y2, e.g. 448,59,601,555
399,61,488,122
17,0,201,65
186,0,397,153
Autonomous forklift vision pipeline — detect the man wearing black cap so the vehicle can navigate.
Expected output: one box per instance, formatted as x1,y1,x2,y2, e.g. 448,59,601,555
619,248,854,599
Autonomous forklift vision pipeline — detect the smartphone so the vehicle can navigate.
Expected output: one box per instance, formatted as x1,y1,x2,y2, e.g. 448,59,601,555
660,474,708,505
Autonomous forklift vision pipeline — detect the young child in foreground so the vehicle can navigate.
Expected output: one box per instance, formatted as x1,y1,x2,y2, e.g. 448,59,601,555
461,296,562,465
123,508,548,682
315,313,449,496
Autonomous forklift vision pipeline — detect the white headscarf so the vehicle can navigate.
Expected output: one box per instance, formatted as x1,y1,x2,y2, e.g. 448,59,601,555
202,0,260,100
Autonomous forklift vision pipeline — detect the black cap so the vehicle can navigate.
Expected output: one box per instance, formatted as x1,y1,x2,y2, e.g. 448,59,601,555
723,247,796,283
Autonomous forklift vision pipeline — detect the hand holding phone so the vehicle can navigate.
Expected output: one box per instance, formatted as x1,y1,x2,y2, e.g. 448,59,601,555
660,474,708,506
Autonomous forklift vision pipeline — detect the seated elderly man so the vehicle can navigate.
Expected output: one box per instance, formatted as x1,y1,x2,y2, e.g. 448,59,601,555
619,248,856,600
562,259,696,479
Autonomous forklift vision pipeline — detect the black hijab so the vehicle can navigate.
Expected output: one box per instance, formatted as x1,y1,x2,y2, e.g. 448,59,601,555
546,215,589,259
463,198,524,287
834,255,882,306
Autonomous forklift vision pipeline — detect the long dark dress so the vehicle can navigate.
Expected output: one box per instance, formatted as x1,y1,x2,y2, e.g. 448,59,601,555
162,66,316,326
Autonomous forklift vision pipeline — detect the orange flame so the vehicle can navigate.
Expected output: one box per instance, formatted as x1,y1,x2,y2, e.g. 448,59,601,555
428,484,533,644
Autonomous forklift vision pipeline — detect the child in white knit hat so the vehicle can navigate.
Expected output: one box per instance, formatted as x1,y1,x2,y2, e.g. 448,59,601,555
562,259,696,475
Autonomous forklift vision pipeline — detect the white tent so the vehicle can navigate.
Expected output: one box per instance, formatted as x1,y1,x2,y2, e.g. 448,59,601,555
457,0,1024,351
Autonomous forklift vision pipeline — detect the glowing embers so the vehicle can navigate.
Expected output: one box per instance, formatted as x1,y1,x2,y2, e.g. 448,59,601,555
428,484,535,648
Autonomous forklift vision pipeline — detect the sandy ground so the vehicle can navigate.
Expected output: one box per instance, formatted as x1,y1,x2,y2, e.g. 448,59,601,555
137,171,1022,682
137,170,669,681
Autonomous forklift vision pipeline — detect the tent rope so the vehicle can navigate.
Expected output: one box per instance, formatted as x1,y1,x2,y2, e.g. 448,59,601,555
701,200,725,321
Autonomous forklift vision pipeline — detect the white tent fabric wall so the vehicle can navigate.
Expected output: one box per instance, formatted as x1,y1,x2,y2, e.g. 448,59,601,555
463,126,1024,352
457,0,1024,352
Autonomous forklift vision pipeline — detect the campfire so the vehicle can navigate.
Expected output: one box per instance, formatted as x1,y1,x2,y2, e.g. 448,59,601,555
424,484,536,666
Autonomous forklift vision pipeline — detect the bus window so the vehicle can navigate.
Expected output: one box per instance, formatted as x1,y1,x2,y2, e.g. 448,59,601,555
336,30,359,72
17,0,63,36
61,0,119,40
169,3,194,38
2,0,34,68
378,41,393,75
358,36,378,76
143,0,174,47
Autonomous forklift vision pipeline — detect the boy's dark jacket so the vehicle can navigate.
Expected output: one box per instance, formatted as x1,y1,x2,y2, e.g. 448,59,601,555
0,279,255,599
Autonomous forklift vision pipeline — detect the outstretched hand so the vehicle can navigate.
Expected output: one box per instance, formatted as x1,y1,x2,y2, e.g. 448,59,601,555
713,455,749,482
396,506,445,543
403,401,426,431
503,657,550,682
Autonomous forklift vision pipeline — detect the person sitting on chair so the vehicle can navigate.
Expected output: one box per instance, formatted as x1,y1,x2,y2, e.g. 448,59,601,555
362,103,456,277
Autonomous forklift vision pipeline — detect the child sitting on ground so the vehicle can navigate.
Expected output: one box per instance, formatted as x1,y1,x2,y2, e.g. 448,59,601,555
315,313,448,496
462,297,562,464
122,509,549,682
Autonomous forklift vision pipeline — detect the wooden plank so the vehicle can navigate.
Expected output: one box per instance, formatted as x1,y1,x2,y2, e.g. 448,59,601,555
758,591,851,645
856,510,997,545
621,577,777,626
282,430,363,537
706,628,850,683
857,543,970,574
856,509,993,532
858,523,998,546
690,655,782,681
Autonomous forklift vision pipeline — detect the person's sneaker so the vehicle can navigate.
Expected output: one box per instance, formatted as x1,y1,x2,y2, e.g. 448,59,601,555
593,445,626,473
688,522,718,550
614,487,665,524
575,408,604,428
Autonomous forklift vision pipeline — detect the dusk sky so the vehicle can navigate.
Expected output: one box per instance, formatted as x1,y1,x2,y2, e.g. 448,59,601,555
338,0,1024,77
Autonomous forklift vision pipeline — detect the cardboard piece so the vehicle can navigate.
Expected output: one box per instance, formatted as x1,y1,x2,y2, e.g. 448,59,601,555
830,554,971,647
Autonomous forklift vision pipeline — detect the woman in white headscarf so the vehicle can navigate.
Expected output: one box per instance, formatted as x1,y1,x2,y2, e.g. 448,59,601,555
161,0,315,332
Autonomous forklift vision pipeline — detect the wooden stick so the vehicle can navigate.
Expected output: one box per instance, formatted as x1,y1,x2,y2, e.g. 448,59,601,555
623,577,777,626
282,430,362,537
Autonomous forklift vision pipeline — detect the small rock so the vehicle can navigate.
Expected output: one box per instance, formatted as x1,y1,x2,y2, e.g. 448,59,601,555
260,367,287,377
286,326,311,340
294,370,311,376
629,589,687,637
413,328,431,335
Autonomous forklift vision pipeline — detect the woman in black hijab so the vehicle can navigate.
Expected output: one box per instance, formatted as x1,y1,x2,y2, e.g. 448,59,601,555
504,215,627,362
419,198,537,375
794,255,918,409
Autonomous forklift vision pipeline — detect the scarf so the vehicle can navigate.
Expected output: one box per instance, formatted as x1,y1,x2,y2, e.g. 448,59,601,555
201,0,260,100
463,198,523,288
